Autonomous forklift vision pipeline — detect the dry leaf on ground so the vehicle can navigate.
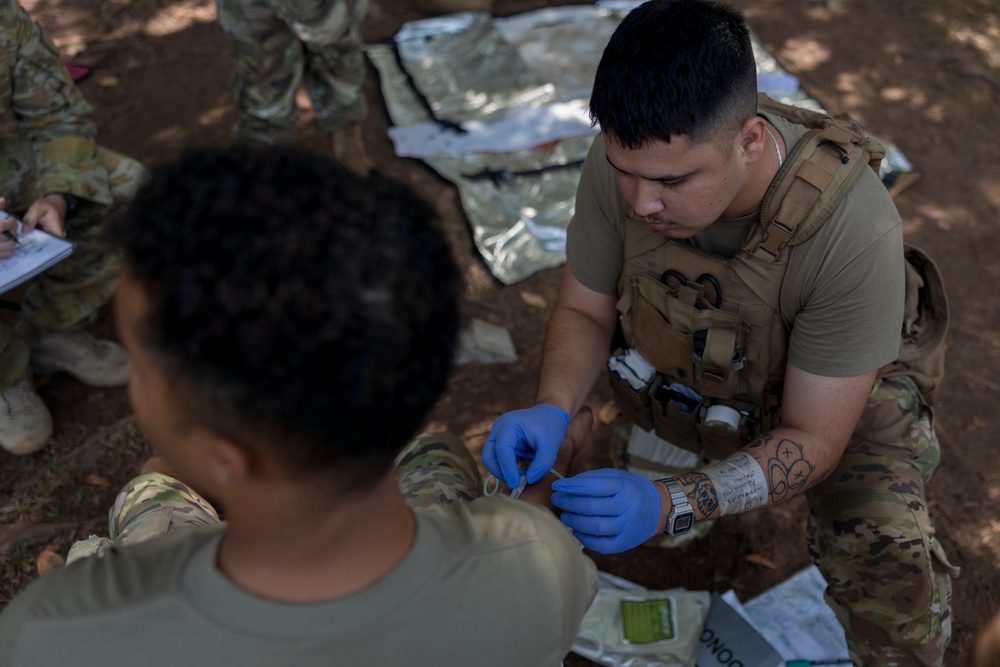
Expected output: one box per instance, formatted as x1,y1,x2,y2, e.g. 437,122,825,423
519,291,547,309
36,546,65,575
743,553,777,569
84,473,111,487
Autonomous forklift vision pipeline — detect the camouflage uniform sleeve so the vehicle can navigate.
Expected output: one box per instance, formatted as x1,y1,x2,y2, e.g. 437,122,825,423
7,0,113,205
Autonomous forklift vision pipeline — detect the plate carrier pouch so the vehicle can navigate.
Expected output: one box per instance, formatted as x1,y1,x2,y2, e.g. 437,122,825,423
611,93,948,465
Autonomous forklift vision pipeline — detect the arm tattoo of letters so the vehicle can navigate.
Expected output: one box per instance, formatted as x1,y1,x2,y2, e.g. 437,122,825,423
699,453,768,516
677,472,718,517
768,438,815,502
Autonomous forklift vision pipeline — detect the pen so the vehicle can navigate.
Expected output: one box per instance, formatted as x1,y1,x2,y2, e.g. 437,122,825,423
0,210,19,245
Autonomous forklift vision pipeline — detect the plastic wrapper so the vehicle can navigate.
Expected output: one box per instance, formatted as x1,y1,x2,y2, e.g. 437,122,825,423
573,572,712,667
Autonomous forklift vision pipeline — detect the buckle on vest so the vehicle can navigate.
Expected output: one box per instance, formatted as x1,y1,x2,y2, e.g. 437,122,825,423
752,220,794,261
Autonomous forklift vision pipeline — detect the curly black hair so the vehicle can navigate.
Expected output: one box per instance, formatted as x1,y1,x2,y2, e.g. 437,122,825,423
590,0,758,149
115,146,460,491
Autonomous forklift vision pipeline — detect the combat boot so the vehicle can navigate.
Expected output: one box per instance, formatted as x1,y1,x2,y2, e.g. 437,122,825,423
0,382,53,455
331,124,378,176
27,328,132,388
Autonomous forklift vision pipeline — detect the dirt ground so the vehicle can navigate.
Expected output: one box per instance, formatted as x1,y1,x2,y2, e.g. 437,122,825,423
1,0,998,663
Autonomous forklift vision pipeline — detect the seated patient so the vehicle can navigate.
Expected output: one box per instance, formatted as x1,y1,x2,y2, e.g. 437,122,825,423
0,146,597,666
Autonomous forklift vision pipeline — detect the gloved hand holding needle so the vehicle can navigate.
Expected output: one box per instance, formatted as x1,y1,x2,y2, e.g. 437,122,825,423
551,469,662,554
482,403,663,554
481,403,569,489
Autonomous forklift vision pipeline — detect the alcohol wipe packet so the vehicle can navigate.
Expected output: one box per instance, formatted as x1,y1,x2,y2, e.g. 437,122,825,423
573,572,711,667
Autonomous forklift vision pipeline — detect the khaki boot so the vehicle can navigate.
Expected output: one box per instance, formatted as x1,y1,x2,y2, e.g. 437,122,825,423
414,0,492,15
29,330,132,388
0,382,53,455
331,124,378,177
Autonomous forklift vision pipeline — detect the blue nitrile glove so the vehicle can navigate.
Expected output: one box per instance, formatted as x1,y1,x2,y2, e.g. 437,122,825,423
481,404,570,488
551,469,661,554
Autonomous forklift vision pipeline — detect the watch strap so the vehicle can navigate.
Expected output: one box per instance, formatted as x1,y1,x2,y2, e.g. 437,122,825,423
658,476,695,536
46,192,79,218
59,193,79,218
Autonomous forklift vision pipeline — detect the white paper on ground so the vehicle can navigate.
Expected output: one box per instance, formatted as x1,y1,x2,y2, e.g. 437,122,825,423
742,565,851,664
454,317,518,365
388,100,597,158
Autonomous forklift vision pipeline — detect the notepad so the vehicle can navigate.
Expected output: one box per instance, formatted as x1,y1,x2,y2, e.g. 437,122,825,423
0,211,74,294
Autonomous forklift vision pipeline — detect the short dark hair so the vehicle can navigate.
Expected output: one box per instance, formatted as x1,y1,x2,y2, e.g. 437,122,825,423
115,146,460,492
590,0,758,149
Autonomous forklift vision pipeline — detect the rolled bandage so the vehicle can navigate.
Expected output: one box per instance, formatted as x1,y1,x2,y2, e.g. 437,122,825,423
703,404,742,431
702,452,768,516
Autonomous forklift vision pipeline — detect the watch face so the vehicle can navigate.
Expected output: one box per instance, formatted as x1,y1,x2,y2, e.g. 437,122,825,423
672,513,694,535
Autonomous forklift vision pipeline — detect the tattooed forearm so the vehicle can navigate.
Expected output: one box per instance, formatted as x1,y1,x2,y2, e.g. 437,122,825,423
700,452,769,517
677,472,719,517
767,438,815,503
678,433,819,521
744,432,773,451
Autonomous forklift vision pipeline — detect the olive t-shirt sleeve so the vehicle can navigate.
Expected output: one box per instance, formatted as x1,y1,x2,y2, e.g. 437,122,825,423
0,504,598,667
781,167,905,377
505,502,599,653
566,135,627,296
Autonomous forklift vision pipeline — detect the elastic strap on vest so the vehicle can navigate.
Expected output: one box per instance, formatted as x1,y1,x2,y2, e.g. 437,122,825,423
701,327,737,382
750,126,871,261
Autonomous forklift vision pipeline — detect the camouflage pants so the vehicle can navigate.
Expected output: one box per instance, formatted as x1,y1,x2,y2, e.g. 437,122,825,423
66,473,222,563
806,376,959,667
0,143,147,389
67,432,481,563
215,0,369,144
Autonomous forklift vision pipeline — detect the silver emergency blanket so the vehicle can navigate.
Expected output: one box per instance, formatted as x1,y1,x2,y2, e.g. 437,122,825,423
394,13,555,124
368,3,918,285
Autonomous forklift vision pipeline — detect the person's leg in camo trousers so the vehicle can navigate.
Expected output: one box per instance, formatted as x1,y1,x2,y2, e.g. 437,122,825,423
66,432,481,562
806,376,960,667
215,0,306,145
66,473,221,564
215,0,374,173
274,0,371,173
216,0,365,139
0,144,146,455
294,0,368,135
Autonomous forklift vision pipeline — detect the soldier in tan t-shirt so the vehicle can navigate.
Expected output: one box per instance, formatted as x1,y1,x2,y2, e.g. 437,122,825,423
481,1,955,666
0,146,597,666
